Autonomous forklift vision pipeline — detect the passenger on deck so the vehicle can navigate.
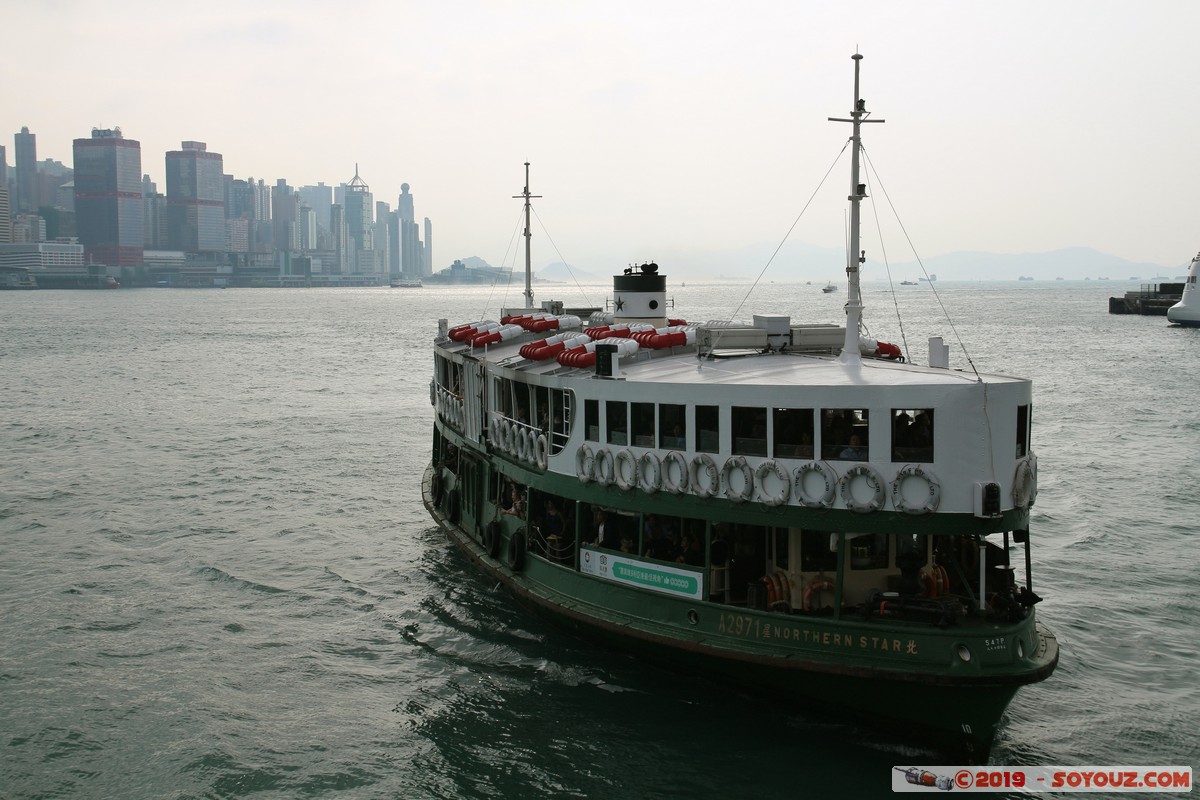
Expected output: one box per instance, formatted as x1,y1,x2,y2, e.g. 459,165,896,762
585,509,609,548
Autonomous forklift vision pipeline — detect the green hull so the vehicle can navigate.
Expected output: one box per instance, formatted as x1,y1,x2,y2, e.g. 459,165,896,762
424,462,1057,760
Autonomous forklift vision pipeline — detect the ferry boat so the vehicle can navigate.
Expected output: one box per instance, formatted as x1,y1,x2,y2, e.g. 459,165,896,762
423,53,1057,760
822,281,838,293
1166,252,1200,326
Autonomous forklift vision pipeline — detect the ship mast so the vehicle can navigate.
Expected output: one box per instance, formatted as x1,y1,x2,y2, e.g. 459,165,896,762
512,162,541,309
829,53,883,365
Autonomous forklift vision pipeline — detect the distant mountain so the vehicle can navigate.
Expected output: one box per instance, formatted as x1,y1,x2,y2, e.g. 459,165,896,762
536,262,603,283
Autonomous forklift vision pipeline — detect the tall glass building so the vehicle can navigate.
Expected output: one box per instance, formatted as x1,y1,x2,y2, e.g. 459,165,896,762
73,128,143,267
165,141,225,253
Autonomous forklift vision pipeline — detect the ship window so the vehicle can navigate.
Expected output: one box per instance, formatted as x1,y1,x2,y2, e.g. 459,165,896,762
732,406,767,456
891,409,934,462
606,401,628,446
823,409,869,460
494,377,512,417
1016,404,1031,458
799,529,838,572
548,388,570,455
585,399,599,442
773,408,814,459
659,403,686,449
632,402,655,447
848,533,888,570
695,405,720,453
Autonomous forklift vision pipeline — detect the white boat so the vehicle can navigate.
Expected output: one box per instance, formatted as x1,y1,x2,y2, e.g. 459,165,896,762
390,277,423,288
1166,252,1200,326
425,54,1056,760
822,282,838,293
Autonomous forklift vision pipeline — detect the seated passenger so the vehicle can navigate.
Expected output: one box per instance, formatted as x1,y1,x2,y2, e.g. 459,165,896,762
839,434,867,460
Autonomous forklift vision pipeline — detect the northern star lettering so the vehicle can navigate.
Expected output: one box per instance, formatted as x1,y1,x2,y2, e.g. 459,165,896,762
718,613,918,655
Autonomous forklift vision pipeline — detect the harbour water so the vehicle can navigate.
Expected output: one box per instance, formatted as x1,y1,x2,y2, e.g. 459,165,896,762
2,280,1197,798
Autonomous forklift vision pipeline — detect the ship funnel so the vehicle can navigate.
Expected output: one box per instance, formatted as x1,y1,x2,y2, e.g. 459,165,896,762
613,262,667,327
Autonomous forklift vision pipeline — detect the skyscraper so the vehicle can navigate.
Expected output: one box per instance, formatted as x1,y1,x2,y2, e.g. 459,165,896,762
343,166,373,275
14,127,37,213
423,217,433,277
73,128,143,267
165,141,225,253
397,183,421,278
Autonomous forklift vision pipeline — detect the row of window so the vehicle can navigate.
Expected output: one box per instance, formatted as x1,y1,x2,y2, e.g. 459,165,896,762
584,400,939,462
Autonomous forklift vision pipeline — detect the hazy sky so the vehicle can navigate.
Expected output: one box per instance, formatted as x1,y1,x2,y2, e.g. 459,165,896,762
7,0,1199,278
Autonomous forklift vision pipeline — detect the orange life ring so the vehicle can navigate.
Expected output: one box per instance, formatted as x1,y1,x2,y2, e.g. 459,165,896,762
770,570,792,610
802,577,836,611
921,568,938,598
760,575,778,608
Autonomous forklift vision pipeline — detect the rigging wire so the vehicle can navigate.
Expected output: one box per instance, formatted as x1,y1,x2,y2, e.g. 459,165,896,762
860,152,911,362
478,205,528,322
860,146,982,381
532,206,593,308
727,139,851,323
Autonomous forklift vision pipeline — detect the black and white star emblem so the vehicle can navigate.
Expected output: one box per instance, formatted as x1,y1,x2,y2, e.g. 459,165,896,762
615,297,625,311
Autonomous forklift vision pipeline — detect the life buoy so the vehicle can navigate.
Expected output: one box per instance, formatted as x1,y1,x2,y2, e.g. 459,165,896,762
690,454,720,498
506,422,518,456
793,461,837,508
722,456,754,503
638,452,662,494
772,568,792,606
483,521,502,559
755,459,790,506
891,464,942,515
802,576,836,611
1012,455,1037,509
920,564,951,597
594,448,615,486
614,448,637,491
839,463,886,513
506,527,526,571
661,451,689,494
763,570,792,610
535,434,548,469
576,445,595,483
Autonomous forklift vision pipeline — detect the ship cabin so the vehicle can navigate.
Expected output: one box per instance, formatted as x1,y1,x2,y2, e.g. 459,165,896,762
430,268,1041,630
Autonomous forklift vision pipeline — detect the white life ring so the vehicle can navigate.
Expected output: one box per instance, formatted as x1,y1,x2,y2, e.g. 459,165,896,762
614,448,637,491
1012,455,1037,509
535,434,548,469
594,448,615,486
793,461,837,508
661,451,689,494
517,427,530,461
755,459,790,506
690,454,720,498
839,463,886,513
722,456,754,503
576,444,594,482
891,464,942,515
492,417,506,450
639,451,662,494
506,422,518,455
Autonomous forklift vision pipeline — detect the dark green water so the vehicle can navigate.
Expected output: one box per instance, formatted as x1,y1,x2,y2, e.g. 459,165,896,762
2,281,1196,798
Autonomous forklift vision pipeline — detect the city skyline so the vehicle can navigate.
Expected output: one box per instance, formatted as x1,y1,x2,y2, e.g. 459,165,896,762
4,1,1200,280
